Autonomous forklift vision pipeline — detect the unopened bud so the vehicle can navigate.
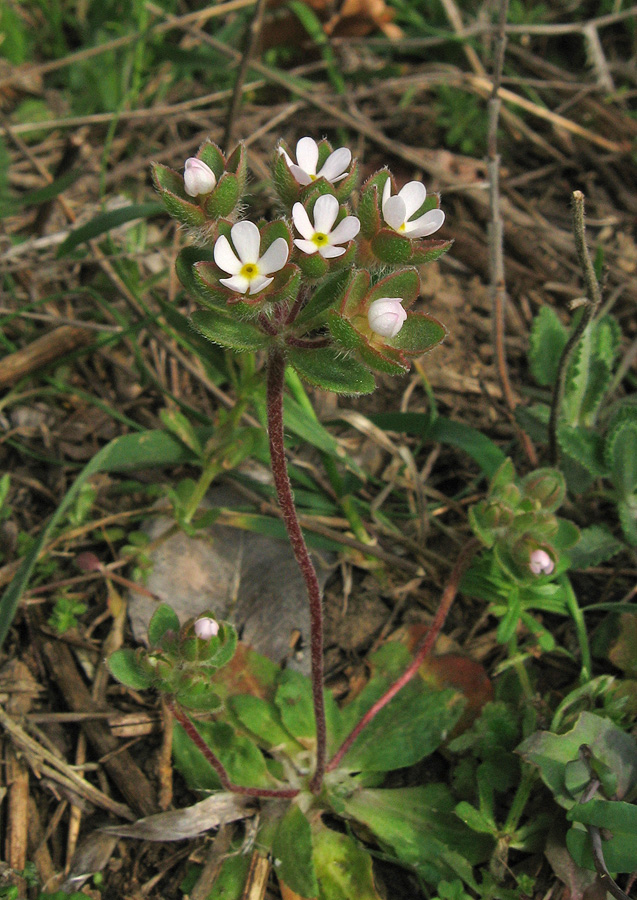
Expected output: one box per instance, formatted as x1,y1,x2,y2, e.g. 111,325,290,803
184,158,217,197
368,297,407,339
194,617,219,640
529,549,554,576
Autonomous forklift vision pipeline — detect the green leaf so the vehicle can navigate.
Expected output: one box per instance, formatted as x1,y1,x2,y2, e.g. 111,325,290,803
371,229,412,264
57,202,163,256
568,525,623,568
327,311,366,351
172,720,273,791
312,826,381,900
388,311,447,356
191,309,270,352
228,694,304,756
107,649,153,690
517,711,637,809
567,799,637,873
274,669,342,753
175,680,222,712
207,854,251,900
340,677,463,772
147,604,181,646
295,270,351,328
272,805,318,899
343,785,492,889
369,268,420,306
288,347,375,395
605,412,637,497
204,172,239,219
529,306,568,387
618,497,637,546
454,801,496,835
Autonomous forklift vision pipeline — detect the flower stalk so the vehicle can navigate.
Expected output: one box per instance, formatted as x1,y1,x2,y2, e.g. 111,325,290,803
266,347,328,794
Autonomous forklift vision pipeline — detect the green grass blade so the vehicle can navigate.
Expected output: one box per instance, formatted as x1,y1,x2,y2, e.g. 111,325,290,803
57,202,163,256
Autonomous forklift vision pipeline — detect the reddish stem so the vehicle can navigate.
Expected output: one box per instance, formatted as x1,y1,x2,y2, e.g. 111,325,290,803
167,698,299,799
267,347,327,794
326,537,481,773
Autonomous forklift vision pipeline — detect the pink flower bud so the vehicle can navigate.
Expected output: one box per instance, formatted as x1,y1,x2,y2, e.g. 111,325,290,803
194,617,219,640
367,298,407,339
184,158,217,197
529,549,554,576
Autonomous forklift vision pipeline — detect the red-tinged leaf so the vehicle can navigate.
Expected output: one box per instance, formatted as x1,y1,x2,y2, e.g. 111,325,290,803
210,643,280,701
368,268,420,308
196,140,225,178
371,228,411,264
328,311,366,351
358,340,408,376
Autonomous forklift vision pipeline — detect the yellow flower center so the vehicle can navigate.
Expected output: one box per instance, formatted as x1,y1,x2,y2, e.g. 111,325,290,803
240,263,259,280
398,223,406,232
312,232,329,247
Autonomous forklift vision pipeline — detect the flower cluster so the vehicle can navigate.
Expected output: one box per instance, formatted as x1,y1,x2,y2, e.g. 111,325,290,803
469,460,579,582
151,136,451,394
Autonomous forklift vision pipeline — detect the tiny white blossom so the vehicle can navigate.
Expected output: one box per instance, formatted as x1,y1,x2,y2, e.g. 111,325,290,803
368,298,407,339
184,158,217,197
529,549,554,576
214,221,289,295
382,178,445,238
194,617,219,640
279,137,351,186
292,195,359,259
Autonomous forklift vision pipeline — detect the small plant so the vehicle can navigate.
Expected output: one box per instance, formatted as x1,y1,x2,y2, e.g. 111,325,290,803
48,593,88,634
107,135,505,898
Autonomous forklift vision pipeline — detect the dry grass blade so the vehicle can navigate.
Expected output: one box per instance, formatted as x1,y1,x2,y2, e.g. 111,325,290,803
102,793,253,841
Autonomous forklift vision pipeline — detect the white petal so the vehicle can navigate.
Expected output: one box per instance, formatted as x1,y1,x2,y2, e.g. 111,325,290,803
214,235,241,275
368,298,407,338
399,181,427,219
313,194,339,234
404,208,445,238
220,274,250,293
184,159,216,197
319,245,346,258
294,239,319,255
295,137,319,175
278,147,294,166
248,275,274,295
288,164,313,185
231,221,261,264
292,203,315,240
383,196,407,231
381,176,392,211
317,147,351,182
328,216,360,245
258,238,289,275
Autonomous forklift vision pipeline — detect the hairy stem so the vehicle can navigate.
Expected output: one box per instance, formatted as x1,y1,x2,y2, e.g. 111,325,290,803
548,191,602,464
266,347,327,794
327,537,481,772
166,698,299,798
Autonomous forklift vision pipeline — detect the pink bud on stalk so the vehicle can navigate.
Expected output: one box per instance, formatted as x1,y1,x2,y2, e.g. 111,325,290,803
184,158,217,197
529,549,554,576
367,298,407,339
194,617,219,640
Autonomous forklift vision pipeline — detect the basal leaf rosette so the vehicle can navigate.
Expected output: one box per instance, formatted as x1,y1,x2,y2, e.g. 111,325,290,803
273,136,359,207
358,169,451,267
328,268,446,376
151,141,246,229
192,220,299,316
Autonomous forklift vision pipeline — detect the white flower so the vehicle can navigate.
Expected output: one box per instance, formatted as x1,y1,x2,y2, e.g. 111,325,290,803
529,549,554,576
279,137,351,186
368,298,407,339
382,178,445,238
194,617,219,640
214,221,289,295
184,158,217,197
292,195,359,259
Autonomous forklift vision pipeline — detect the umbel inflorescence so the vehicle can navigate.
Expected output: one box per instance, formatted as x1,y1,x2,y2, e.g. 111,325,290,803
151,136,451,395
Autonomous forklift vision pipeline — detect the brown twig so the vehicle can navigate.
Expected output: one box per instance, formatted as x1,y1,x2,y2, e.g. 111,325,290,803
487,0,537,467
224,0,268,151
548,191,602,463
